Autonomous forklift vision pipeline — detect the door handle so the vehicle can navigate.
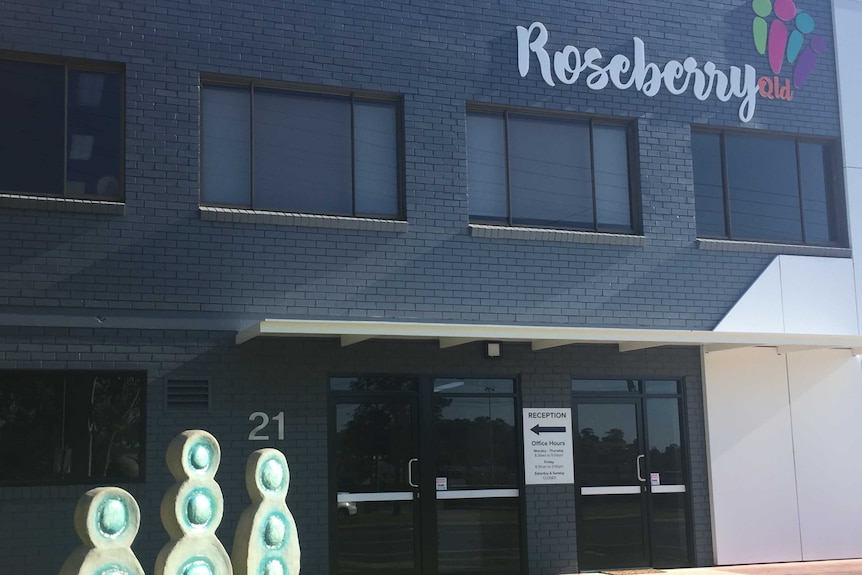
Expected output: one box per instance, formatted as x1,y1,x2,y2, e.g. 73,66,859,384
408,458,419,488
636,454,645,482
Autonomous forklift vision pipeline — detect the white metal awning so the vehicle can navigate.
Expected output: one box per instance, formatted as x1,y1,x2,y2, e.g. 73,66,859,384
235,319,862,354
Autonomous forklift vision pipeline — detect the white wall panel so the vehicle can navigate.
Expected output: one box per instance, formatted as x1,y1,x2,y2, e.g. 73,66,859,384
779,257,858,336
835,0,862,170
703,348,802,565
714,260,784,333
787,350,862,560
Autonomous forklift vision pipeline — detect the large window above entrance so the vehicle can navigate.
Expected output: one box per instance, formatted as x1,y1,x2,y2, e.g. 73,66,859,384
466,108,637,232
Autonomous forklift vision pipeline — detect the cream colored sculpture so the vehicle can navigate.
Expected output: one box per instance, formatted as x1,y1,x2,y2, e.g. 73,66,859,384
58,486,145,575
231,449,300,575
155,430,233,575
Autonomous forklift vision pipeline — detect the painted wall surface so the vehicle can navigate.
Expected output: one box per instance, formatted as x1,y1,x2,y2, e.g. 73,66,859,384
703,347,802,565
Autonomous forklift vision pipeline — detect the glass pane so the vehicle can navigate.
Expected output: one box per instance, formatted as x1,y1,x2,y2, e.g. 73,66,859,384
66,70,123,198
644,380,679,394
354,101,399,216
799,142,833,243
646,398,684,485
336,500,415,575
434,396,517,488
0,60,65,195
571,379,639,393
593,124,631,229
330,376,417,392
437,498,520,574
254,89,352,214
650,493,690,568
508,115,592,227
335,402,415,493
578,495,647,570
575,403,640,486
432,378,514,394
201,85,251,206
726,134,801,242
467,113,507,221
0,371,144,483
692,131,726,237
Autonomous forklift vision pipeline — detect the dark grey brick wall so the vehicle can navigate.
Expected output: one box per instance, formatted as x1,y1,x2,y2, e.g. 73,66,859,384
0,0,844,331
0,327,710,574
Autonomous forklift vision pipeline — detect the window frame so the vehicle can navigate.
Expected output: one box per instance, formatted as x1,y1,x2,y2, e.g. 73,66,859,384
200,75,405,220
0,50,125,202
0,369,147,486
466,104,641,234
692,126,847,247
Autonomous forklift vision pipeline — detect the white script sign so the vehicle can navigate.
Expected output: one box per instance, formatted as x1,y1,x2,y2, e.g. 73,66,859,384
517,22,759,123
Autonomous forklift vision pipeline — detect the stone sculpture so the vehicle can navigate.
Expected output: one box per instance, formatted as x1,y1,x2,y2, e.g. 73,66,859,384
231,449,301,575
154,429,233,575
58,486,146,575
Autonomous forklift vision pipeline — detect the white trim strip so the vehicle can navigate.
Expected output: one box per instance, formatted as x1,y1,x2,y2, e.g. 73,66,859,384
337,492,413,503
235,318,862,350
651,485,686,494
581,486,641,496
435,489,519,500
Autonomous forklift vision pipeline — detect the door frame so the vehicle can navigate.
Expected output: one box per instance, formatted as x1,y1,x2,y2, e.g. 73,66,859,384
571,378,695,570
328,374,529,575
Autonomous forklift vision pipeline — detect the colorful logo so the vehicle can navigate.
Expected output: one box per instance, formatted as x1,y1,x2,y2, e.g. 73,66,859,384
752,0,826,99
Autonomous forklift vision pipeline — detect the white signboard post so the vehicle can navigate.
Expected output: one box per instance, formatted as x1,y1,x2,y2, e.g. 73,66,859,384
523,408,575,485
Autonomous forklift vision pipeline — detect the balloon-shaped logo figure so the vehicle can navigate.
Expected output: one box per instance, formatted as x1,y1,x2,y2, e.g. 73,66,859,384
752,0,825,88
155,430,233,575
58,487,146,575
231,449,301,575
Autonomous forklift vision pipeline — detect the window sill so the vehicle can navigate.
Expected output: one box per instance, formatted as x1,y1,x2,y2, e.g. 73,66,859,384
469,223,644,246
200,206,408,232
697,238,851,258
0,193,124,215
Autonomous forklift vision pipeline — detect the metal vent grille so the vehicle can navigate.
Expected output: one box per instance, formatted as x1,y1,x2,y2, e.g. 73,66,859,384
166,379,210,410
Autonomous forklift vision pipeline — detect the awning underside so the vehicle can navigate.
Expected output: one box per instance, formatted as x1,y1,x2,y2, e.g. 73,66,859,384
236,319,862,355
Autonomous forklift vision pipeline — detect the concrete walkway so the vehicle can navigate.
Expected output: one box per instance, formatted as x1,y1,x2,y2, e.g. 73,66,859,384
662,559,862,575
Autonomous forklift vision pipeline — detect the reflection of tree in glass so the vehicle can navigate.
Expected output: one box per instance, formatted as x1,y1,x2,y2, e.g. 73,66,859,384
0,372,143,482
433,415,516,489
577,426,640,485
338,402,413,492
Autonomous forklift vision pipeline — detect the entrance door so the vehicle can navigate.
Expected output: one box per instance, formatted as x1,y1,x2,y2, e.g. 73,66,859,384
573,379,691,571
331,376,523,575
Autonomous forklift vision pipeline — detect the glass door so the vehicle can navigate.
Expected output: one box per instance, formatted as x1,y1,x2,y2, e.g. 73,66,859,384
574,399,648,570
331,376,524,575
332,389,420,575
572,379,692,571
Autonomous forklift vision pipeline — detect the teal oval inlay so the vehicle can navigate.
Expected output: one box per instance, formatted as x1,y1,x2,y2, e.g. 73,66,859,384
97,497,128,538
188,442,213,472
185,490,215,527
181,558,215,575
97,565,130,575
260,458,285,492
262,513,287,549
260,558,286,575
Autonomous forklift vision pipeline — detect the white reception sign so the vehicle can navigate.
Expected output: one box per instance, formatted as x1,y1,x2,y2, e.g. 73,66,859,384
523,408,575,485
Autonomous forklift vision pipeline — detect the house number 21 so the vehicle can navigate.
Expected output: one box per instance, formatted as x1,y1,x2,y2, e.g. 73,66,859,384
248,411,285,441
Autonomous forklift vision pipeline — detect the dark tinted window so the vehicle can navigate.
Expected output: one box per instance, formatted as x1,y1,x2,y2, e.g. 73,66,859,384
467,110,633,232
693,129,844,246
0,59,122,199
692,132,725,237
202,84,400,218
0,371,145,484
